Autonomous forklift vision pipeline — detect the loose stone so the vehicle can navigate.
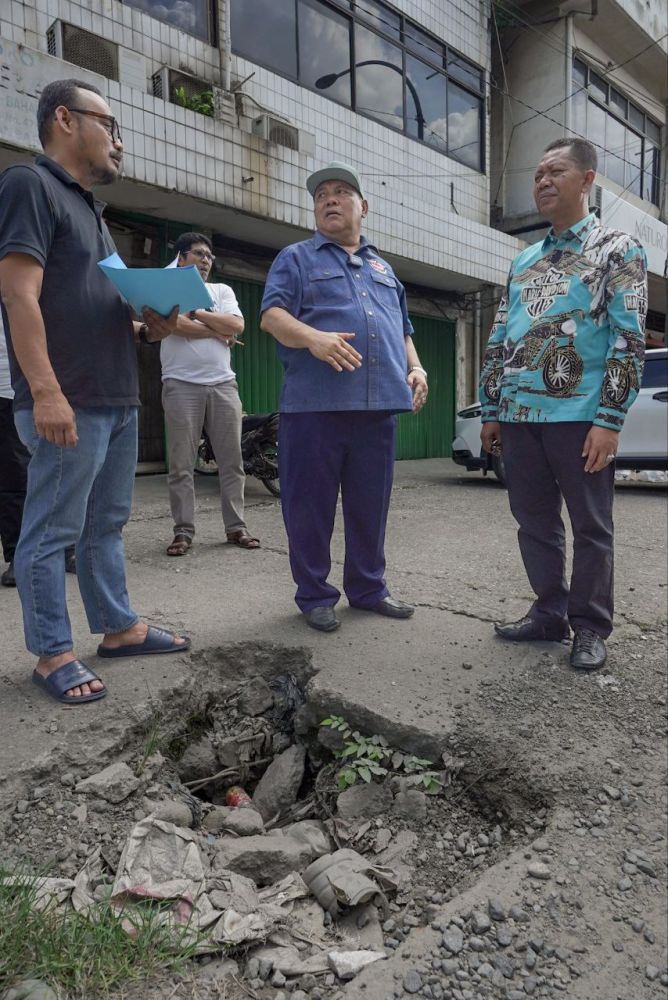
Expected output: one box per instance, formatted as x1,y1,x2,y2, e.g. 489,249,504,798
442,927,464,954
471,910,491,934
403,970,422,994
527,861,551,880
496,924,513,947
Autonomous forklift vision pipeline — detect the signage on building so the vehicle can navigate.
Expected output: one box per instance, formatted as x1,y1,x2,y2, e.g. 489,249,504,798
600,187,667,278
0,38,104,152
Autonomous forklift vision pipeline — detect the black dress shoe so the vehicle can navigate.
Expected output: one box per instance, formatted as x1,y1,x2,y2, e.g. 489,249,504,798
1,561,16,587
365,596,415,619
304,606,340,632
570,628,607,671
495,615,569,642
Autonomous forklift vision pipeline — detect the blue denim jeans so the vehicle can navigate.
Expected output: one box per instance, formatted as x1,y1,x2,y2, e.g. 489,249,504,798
13,406,140,657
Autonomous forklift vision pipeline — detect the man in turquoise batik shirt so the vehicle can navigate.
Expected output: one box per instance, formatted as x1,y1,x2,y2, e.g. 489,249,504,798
480,137,647,671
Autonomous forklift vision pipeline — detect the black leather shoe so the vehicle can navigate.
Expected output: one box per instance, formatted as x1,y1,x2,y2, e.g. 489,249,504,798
1,561,16,587
304,606,340,632
570,628,607,671
495,615,569,642
364,596,415,619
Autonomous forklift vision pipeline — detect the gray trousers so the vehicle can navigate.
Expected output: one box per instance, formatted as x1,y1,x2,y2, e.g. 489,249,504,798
162,378,246,538
501,421,615,638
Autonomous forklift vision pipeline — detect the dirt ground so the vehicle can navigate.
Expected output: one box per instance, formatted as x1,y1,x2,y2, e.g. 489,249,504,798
0,460,666,999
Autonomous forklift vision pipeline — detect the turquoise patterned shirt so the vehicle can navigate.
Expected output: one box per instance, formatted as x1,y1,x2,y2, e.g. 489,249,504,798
480,214,647,430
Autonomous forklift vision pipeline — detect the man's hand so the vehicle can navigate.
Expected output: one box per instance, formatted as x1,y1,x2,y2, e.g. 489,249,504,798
142,305,179,342
481,421,502,455
407,370,428,413
33,388,77,447
308,331,363,372
582,425,619,473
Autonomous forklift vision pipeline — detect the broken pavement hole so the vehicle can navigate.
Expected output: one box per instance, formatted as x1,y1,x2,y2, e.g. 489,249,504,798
2,643,555,996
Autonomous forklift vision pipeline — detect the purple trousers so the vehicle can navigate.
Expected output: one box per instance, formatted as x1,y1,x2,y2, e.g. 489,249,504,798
279,411,396,612
501,421,615,638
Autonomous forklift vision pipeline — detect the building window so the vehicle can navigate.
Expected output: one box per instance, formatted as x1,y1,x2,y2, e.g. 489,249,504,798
572,58,661,205
123,0,214,43
230,0,485,171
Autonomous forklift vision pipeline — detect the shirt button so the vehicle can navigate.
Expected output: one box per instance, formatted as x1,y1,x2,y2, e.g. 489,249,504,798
371,334,376,339
368,311,373,316
362,291,367,296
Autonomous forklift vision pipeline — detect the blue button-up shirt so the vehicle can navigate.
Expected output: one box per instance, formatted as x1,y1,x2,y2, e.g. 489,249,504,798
261,232,414,413
480,214,647,430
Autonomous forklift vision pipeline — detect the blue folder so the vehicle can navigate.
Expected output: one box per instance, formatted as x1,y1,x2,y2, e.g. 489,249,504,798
98,253,214,316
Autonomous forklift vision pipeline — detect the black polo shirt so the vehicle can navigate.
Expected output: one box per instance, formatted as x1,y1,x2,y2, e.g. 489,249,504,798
0,155,138,411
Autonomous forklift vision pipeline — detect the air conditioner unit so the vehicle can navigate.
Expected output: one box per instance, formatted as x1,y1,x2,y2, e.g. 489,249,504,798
47,21,117,79
152,66,211,105
251,114,299,151
47,21,146,88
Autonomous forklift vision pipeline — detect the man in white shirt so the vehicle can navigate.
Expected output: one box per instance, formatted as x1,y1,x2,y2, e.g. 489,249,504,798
160,233,259,555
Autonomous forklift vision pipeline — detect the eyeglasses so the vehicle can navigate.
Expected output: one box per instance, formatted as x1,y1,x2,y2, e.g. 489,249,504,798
184,249,214,263
65,107,122,144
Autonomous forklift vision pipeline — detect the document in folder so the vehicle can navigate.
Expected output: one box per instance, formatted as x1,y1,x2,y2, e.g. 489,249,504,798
98,253,214,316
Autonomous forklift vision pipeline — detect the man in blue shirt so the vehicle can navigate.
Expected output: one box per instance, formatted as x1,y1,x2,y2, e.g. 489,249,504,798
480,138,647,671
261,162,428,632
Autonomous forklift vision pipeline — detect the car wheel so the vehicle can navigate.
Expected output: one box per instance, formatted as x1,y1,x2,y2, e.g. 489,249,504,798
492,453,506,486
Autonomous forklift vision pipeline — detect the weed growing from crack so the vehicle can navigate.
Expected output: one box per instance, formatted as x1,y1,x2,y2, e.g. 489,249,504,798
0,867,203,998
320,715,444,793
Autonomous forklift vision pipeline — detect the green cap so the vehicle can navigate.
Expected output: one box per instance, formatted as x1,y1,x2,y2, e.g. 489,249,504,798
306,160,364,199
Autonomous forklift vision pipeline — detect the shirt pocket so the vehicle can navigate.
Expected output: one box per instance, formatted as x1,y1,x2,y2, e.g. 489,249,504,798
307,268,352,305
369,270,401,313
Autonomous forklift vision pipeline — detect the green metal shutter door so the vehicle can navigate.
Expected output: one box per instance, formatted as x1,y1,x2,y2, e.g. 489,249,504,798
227,279,455,459
396,314,456,459
227,278,283,413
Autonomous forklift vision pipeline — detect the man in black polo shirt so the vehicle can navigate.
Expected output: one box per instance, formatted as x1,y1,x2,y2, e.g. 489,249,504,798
0,78,189,705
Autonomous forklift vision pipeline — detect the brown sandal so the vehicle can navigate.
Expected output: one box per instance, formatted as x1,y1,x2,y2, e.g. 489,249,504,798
226,530,261,550
166,534,192,557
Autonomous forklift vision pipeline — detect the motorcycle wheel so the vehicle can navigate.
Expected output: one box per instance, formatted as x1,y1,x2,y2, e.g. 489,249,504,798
261,477,281,498
194,438,218,476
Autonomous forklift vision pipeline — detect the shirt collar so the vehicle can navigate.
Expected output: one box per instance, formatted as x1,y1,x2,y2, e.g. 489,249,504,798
542,212,598,248
313,230,379,254
35,155,106,212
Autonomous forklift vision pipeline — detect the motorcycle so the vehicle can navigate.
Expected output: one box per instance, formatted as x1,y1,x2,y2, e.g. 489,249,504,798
194,412,280,498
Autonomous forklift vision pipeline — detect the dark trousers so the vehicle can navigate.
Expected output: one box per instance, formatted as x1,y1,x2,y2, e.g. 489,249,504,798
279,411,396,612
502,422,615,638
0,397,29,563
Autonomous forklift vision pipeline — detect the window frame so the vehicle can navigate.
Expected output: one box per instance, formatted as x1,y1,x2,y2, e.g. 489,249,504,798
572,57,662,205
231,0,486,172
121,0,217,46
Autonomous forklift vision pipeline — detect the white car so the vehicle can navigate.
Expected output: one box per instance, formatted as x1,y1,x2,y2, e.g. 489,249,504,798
452,348,668,485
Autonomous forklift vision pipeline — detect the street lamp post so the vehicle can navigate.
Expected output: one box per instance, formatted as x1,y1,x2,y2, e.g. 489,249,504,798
315,60,426,140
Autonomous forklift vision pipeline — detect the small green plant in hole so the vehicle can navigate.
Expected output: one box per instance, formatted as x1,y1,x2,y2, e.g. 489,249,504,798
320,715,443,793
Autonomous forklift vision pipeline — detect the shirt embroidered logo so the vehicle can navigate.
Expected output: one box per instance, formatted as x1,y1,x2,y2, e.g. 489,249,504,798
624,280,647,317
368,258,388,274
520,267,571,318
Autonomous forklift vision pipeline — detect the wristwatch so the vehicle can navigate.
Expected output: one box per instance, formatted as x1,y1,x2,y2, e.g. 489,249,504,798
138,322,150,344
408,365,427,377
